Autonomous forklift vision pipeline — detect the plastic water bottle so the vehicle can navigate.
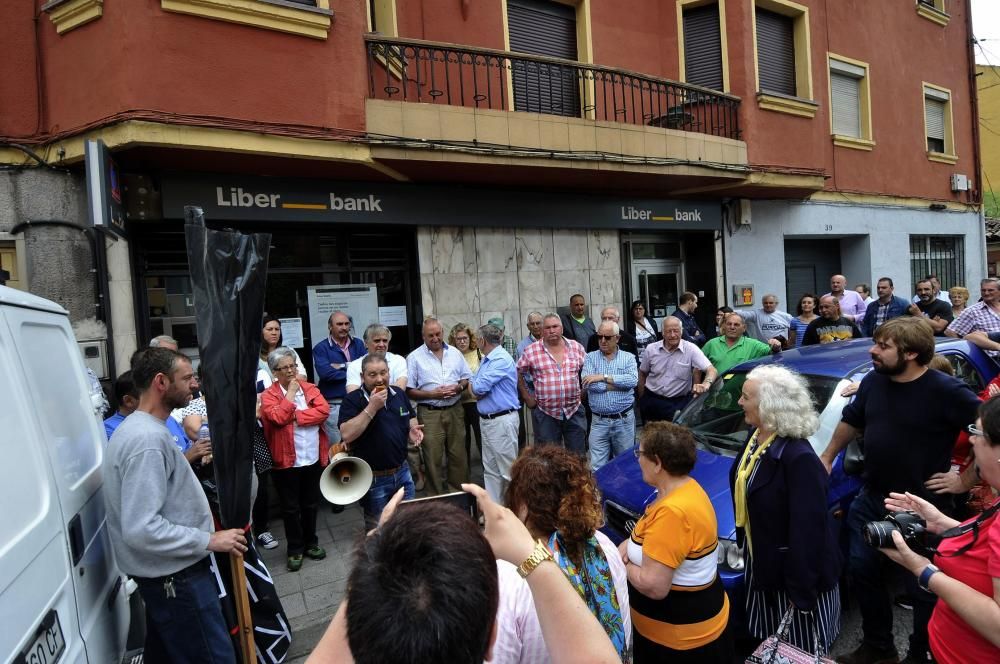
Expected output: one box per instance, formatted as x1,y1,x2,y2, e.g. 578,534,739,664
198,422,212,463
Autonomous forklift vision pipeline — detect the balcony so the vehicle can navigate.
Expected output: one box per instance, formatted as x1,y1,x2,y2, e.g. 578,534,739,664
363,36,749,193
365,36,741,139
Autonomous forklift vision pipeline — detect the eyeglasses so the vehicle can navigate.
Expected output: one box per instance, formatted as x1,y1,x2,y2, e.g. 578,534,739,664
633,446,645,458
275,364,297,372
597,335,617,341
967,424,987,438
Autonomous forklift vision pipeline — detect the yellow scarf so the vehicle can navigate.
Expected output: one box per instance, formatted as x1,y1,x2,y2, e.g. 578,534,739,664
734,430,776,554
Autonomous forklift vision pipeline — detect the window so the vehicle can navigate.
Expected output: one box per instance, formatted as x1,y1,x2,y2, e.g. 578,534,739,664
923,83,956,162
159,0,332,40
910,235,964,293
679,1,727,92
916,0,949,27
507,0,581,117
828,54,873,150
752,0,816,117
366,0,397,35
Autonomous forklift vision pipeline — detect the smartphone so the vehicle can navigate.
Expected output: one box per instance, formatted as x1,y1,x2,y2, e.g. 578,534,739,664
400,491,480,522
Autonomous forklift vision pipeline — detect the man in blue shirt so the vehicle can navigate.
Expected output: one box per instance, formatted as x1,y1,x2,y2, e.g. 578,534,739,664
582,320,638,470
313,310,366,444
673,291,707,346
338,353,424,528
470,323,520,503
861,277,911,337
104,370,140,440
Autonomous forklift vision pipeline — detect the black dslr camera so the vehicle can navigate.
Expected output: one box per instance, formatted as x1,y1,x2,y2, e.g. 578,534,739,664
863,512,935,556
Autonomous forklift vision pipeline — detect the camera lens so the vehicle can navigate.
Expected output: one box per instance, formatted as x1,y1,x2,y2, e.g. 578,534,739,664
863,520,899,548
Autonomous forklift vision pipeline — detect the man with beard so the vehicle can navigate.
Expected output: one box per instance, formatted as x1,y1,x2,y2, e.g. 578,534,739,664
908,278,953,336
860,277,911,337
103,348,248,662
819,318,980,664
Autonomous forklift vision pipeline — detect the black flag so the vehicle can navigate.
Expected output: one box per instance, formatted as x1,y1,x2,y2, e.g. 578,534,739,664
184,206,270,528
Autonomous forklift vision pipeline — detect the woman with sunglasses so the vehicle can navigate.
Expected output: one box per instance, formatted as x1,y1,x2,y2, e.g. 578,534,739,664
880,397,1000,664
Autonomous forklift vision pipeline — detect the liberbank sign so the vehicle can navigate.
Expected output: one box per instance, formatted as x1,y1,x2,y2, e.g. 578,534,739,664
161,175,721,231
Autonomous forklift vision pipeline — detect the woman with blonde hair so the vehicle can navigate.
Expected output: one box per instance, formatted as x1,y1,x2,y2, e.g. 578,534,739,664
949,286,970,318
733,364,841,653
449,322,482,464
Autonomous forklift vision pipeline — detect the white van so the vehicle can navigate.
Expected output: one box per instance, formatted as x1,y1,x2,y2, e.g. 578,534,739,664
0,286,130,663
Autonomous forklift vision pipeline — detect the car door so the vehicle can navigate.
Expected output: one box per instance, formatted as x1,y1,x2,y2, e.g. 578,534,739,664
2,305,128,663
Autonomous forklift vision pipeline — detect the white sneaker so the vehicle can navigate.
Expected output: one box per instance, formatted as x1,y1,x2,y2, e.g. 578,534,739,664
257,531,279,550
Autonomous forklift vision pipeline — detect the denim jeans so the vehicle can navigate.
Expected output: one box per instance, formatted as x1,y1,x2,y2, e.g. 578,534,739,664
847,488,936,656
534,408,587,454
324,402,342,443
360,465,415,529
589,409,636,471
135,559,235,664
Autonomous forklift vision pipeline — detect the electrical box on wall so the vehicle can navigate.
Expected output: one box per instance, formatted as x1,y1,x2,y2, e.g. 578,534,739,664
950,174,970,192
732,284,754,307
739,199,752,226
78,340,109,380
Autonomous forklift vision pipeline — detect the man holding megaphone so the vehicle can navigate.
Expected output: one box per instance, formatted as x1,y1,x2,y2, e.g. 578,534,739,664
337,353,424,527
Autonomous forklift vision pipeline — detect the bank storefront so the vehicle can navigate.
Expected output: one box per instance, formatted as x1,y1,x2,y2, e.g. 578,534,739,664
131,174,722,375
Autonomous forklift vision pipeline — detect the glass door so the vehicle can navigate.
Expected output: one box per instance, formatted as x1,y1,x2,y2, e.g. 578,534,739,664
632,260,684,320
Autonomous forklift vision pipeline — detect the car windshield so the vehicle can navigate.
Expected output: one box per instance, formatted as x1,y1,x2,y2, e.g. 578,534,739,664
675,371,844,456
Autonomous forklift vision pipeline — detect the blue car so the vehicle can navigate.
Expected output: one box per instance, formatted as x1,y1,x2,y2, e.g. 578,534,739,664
596,337,999,631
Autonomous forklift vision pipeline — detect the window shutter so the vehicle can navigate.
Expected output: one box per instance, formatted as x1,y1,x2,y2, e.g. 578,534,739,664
508,0,579,117
683,4,723,91
755,8,796,96
925,97,945,142
830,72,860,137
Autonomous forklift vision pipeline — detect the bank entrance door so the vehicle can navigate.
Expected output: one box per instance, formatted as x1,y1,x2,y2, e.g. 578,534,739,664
631,260,684,320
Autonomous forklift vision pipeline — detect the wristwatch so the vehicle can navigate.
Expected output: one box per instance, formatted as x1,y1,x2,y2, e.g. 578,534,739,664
603,373,610,384
517,540,554,579
918,564,940,593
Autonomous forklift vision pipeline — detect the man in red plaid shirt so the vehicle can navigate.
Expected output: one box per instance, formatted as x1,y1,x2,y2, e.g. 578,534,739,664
516,313,587,453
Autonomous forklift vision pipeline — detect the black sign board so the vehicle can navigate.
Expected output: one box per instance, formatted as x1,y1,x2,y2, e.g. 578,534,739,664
85,140,127,238
161,174,721,231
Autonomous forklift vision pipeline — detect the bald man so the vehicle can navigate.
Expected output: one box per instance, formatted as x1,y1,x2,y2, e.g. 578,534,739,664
825,274,867,325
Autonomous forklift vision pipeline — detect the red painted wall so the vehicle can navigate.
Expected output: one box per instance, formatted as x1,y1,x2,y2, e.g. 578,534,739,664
0,0,977,203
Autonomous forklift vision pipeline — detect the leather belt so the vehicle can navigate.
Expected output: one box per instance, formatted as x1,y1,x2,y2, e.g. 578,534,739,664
594,405,634,419
419,403,458,411
479,408,517,420
371,465,402,477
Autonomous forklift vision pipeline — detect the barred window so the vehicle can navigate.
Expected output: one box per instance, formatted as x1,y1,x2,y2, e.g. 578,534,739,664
909,235,964,292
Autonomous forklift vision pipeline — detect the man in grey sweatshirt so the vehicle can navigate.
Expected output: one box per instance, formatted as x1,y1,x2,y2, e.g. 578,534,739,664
104,347,247,662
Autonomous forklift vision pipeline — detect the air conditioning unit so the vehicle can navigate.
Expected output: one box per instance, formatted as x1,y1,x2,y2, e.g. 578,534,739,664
950,174,970,192
78,340,109,380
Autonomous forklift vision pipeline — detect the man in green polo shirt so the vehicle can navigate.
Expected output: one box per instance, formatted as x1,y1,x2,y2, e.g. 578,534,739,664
703,312,781,374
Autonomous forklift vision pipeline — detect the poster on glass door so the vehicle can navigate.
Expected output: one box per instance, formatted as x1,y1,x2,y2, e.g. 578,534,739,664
306,284,379,348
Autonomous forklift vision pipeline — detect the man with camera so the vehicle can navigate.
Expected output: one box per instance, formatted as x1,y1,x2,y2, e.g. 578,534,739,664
820,318,980,664
339,353,424,528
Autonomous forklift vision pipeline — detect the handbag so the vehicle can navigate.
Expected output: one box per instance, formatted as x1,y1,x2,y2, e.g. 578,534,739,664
746,606,834,664
252,423,274,473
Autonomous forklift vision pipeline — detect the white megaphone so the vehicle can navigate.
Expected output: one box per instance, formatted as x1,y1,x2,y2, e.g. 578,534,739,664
320,452,374,505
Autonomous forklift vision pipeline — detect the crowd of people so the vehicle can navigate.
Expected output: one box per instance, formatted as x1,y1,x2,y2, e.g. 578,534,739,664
96,271,1000,663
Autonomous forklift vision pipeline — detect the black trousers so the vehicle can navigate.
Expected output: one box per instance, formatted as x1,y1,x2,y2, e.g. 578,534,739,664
271,461,324,556
251,470,271,534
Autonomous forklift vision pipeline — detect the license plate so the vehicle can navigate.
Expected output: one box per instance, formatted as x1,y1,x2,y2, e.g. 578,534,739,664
15,610,65,664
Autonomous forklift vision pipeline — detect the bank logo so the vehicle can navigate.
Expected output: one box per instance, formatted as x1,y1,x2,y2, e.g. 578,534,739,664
620,206,702,222
215,187,383,213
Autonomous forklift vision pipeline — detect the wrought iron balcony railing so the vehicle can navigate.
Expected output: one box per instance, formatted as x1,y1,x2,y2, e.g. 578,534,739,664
365,36,741,141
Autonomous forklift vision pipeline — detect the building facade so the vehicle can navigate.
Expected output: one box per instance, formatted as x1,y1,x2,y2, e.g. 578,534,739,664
0,0,983,380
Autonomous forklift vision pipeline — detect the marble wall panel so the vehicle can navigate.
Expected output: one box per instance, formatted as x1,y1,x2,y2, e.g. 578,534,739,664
552,230,590,271
433,272,478,314
515,228,554,272
590,268,622,307
417,228,434,274
517,269,556,312
588,230,619,270
474,227,517,273
430,227,466,274
477,271,519,313
554,270,592,308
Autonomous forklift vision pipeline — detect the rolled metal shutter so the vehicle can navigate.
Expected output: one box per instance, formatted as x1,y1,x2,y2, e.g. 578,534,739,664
830,72,860,137
683,4,723,91
755,8,796,96
925,97,946,146
508,0,580,117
